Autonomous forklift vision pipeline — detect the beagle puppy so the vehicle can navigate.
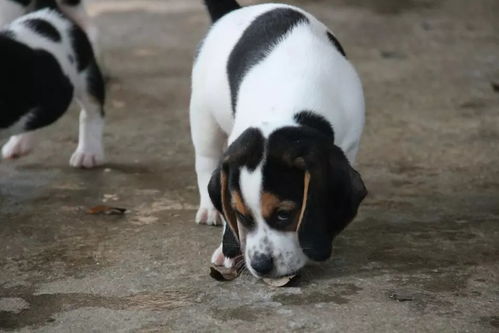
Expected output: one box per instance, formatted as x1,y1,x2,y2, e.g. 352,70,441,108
191,0,367,279
0,0,105,168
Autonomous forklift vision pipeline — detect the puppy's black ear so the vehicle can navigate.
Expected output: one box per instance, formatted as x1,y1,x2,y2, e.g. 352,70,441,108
208,167,223,213
208,165,240,244
296,143,367,262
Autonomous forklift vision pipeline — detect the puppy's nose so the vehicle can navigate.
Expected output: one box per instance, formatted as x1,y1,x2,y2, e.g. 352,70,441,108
251,253,273,275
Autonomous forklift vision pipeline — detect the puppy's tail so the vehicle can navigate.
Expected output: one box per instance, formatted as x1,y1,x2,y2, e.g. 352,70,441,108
33,0,59,10
203,0,241,23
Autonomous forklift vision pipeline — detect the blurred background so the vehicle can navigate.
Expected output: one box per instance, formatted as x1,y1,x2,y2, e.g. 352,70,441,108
1,0,498,331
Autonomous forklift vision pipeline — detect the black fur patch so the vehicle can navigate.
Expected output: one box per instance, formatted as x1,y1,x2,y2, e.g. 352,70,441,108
222,224,241,258
59,0,81,5
0,36,37,129
203,0,240,23
24,18,61,42
227,8,309,113
0,36,73,131
294,111,335,141
70,25,93,71
25,50,74,130
327,31,346,57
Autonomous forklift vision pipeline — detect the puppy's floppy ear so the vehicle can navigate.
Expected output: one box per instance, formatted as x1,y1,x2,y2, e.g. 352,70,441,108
208,166,239,242
296,145,367,261
271,125,366,262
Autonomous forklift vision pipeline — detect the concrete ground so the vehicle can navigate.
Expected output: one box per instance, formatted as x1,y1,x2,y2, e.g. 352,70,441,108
1,0,498,331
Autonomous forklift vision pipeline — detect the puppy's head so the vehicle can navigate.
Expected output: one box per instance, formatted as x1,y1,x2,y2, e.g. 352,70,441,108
209,124,367,279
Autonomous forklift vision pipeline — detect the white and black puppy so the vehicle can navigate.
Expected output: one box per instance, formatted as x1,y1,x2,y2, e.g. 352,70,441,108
0,0,105,168
191,0,367,279
0,0,98,47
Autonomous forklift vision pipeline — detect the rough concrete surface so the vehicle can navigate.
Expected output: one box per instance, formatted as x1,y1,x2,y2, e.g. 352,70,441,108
1,0,498,332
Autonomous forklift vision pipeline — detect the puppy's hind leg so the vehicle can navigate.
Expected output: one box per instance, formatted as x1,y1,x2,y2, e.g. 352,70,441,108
190,100,226,226
70,62,105,169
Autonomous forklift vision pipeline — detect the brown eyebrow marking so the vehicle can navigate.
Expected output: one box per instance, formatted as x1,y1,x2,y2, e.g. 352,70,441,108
261,192,297,219
231,190,250,215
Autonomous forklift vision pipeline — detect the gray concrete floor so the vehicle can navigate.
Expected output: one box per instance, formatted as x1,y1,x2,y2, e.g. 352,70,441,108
1,0,499,331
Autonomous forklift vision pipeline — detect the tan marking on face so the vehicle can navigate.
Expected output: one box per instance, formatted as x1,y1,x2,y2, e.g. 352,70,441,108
261,192,297,219
296,172,311,232
231,191,249,215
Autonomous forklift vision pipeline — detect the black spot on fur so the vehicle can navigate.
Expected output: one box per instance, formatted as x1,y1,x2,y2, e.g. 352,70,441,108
327,31,346,57
227,8,309,113
24,18,61,42
59,0,81,5
70,25,93,71
203,0,240,23
294,111,335,141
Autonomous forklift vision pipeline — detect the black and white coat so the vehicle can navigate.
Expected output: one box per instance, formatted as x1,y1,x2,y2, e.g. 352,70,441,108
191,1,367,279
0,1,105,168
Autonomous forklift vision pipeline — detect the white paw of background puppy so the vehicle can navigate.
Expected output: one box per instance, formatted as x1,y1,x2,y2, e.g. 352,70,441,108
2,134,34,159
70,149,104,169
196,206,222,226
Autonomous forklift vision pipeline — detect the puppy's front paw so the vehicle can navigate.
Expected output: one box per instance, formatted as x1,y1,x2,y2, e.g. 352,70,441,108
195,206,222,226
2,135,34,159
70,149,104,169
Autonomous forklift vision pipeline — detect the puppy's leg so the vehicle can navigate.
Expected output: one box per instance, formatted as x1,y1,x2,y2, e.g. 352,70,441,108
70,63,105,169
190,101,225,225
2,132,35,159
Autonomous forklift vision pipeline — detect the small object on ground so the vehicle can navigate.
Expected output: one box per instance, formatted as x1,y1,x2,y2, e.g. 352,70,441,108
86,205,127,215
263,275,296,287
209,256,245,281
389,292,414,302
491,81,499,93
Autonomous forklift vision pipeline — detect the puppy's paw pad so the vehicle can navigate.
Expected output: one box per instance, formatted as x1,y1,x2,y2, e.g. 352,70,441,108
196,207,221,226
2,136,33,159
70,150,104,169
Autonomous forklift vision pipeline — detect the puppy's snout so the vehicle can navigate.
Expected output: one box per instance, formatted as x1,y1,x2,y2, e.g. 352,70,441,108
250,253,273,276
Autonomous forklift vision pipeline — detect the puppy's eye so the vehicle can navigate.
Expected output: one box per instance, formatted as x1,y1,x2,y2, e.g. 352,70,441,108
277,210,291,222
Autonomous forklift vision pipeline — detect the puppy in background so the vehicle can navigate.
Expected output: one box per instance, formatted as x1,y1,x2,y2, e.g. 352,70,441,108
191,0,367,280
0,0,98,48
0,0,105,168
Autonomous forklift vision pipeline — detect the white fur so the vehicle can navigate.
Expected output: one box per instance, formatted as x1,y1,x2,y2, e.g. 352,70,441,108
1,9,104,168
192,4,365,277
